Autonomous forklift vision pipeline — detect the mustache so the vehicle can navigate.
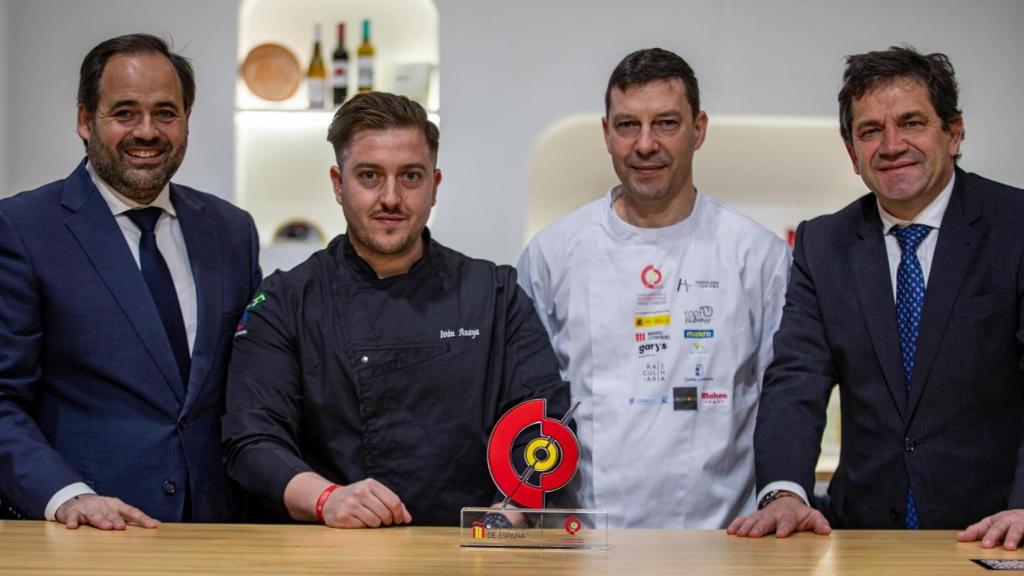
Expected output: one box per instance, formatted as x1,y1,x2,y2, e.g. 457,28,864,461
370,207,409,218
627,154,670,167
118,138,171,152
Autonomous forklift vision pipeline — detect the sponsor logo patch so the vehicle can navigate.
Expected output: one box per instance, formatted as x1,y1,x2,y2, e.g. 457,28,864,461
641,361,667,383
673,387,698,411
683,306,714,325
677,278,721,292
683,329,714,339
641,265,664,289
638,342,669,358
635,314,671,328
629,395,670,406
701,390,730,407
684,362,714,383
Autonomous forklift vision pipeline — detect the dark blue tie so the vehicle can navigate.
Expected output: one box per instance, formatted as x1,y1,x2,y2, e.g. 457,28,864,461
891,223,931,530
127,208,191,388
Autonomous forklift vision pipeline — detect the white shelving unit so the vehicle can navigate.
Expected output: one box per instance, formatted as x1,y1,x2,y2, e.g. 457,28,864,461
235,0,439,271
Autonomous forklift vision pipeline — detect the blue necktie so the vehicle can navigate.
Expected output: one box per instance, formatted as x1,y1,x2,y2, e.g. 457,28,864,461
891,223,931,530
127,208,191,388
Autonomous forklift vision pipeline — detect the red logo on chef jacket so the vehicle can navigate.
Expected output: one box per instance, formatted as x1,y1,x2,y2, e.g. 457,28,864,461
487,399,579,509
640,265,663,289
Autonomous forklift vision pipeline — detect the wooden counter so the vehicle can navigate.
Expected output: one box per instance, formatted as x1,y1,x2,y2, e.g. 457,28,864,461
0,521,1017,575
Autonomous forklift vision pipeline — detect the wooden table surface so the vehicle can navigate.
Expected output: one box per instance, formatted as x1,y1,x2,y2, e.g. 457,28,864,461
0,521,1018,575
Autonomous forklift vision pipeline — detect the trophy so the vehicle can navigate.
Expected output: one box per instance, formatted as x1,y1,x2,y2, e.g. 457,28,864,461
460,399,608,549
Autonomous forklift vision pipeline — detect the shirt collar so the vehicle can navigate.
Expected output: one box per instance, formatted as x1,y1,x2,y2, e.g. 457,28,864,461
877,172,954,234
604,185,703,242
339,228,435,281
86,160,176,218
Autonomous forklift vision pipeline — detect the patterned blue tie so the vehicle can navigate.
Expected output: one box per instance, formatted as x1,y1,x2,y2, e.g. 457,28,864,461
891,223,931,530
127,208,191,388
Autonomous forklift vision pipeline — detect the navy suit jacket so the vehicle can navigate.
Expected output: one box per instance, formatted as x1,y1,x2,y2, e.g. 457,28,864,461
0,160,260,521
755,169,1024,529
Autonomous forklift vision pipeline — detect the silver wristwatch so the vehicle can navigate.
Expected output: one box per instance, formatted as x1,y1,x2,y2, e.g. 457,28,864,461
758,489,798,510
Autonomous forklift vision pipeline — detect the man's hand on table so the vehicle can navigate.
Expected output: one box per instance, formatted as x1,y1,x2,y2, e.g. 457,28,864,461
55,494,159,530
727,495,831,538
958,509,1024,550
321,478,412,529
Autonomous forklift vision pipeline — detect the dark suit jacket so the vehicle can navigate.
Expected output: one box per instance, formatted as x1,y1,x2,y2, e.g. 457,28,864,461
0,160,260,521
755,168,1024,529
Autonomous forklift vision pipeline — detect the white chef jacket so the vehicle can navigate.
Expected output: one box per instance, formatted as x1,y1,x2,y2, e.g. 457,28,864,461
518,187,791,528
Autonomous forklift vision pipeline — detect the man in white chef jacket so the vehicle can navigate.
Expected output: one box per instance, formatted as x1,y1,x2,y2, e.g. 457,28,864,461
517,48,791,528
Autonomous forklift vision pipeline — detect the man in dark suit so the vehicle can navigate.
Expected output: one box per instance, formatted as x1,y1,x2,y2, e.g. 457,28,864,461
0,34,260,529
728,46,1024,549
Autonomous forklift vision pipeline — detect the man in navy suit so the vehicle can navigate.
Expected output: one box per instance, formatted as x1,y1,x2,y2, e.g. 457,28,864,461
0,34,260,529
729,46,1024,549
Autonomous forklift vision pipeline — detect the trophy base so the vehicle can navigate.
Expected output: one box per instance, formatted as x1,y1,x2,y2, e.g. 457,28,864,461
459,507,608,549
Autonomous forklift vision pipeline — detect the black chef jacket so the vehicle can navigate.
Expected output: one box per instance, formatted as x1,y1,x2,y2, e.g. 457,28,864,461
223,231,570,525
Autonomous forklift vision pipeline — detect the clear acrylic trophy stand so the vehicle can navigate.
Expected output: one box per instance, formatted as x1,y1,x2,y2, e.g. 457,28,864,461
459,507,608,550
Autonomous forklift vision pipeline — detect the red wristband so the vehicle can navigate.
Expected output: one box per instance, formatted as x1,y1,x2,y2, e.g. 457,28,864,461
315,484,340,524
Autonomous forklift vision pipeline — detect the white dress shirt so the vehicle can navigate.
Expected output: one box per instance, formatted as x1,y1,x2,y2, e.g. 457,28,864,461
757,174,956,510
44,163,197,521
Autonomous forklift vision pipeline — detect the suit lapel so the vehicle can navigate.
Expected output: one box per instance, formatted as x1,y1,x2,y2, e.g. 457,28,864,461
848,198,908,421
61,161,185,402
907,173,981,420
174,184,222,411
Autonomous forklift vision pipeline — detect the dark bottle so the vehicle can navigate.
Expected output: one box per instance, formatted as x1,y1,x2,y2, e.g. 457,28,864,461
331,23,349,106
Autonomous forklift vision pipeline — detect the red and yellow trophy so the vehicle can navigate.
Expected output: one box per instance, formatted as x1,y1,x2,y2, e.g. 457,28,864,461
460,400,608,549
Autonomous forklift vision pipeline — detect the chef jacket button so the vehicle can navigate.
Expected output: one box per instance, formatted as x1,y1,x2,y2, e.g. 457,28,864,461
889,509,901,523
163,480,177,495
361,355,369,364
178,418,189,431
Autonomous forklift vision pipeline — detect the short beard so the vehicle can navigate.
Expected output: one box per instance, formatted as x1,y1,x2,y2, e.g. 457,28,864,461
87,123,186,202
348,222,420,258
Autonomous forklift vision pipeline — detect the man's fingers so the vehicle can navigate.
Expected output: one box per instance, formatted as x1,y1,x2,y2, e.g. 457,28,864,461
958,517,990,542
775,511,796,538
726,515,747,535
982,518,1010,549
1001,523,1024,551
355,490,394,526
320,479,410,529
743,514,770,537
118,502,159,528
368,481,407,525
63,511,82,530
84,507,118,530
731,502,831,539
352,503,383,528
58,495,155,531
812,512,833,535
799,509,832,535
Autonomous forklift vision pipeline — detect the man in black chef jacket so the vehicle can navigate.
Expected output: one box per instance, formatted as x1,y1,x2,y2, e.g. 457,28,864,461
222,92,571,527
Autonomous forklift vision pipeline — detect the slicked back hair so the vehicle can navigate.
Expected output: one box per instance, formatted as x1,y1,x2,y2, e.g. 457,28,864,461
327,92,439,165
78,33,195,115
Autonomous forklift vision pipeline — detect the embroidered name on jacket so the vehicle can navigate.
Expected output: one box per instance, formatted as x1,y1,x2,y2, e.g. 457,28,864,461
440,328,481,340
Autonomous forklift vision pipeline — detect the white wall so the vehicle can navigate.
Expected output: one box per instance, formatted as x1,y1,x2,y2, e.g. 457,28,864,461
3,1,1024,263
433,0,1024,264
4,0,237,199
0,0,10,197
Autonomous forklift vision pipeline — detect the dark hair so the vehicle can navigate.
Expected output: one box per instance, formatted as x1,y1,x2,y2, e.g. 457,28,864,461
838,45,962,146
327,92,439,164
78,33,195,114
605,48,700,118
